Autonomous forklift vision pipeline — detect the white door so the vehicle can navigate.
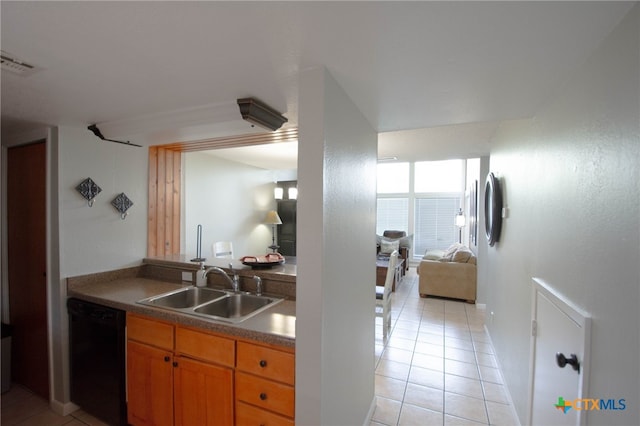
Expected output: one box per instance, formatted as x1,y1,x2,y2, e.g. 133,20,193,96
529,278,590,426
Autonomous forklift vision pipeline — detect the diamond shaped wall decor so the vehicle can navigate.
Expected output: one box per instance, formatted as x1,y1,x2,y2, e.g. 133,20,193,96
76,177,102,207
111,193,133,220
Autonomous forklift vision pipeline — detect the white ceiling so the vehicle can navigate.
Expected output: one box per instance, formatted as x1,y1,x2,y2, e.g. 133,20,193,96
1,1,634,164
203,141,298,170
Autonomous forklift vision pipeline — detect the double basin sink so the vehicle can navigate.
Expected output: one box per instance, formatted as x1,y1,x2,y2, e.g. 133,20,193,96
137,286,283,323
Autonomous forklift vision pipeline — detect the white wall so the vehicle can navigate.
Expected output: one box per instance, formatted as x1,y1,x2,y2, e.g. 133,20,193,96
52,125,149,409
183,152,280,258
485,5,639,425
58,126,149,277
296,67,378,424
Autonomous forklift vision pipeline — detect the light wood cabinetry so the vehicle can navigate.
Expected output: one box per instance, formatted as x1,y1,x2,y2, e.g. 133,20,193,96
127,314,234,426
126,313,295,426
173,356,233,426
127,340,174,426
235,341,295,424
127,314,175,426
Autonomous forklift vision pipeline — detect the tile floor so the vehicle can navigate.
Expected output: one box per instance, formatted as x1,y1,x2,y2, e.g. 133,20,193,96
373,270,520,425
1,383,108,426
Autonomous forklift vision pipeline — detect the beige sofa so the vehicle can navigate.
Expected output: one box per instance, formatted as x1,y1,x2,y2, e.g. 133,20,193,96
417,244,477,303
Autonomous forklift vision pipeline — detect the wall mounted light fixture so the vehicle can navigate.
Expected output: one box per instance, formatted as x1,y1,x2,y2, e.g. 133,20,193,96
274,180,297,201
288,187,298,200
237,98,288,131
274,187,284,200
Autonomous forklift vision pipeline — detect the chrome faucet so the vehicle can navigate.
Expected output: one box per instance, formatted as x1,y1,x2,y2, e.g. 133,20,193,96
202,263,240,293
253,276,262,296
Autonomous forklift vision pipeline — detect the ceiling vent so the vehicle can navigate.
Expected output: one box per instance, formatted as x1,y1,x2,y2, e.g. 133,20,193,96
237,98,288,131
1,51,37,76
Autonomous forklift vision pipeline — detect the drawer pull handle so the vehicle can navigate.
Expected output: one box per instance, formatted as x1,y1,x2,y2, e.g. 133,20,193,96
164,356,170,362
259,392,267,401
259,360,267,368
173,361,178,367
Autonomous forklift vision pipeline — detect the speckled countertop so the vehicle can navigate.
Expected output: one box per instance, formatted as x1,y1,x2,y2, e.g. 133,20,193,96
67,269,296,348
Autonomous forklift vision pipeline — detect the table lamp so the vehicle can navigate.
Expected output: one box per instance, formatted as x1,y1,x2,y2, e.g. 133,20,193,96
264,210,283,253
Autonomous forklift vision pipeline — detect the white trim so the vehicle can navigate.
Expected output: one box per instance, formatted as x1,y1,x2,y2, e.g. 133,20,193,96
528,277,591,426
363,396,376,425
49,399,79,417
484,324,523,425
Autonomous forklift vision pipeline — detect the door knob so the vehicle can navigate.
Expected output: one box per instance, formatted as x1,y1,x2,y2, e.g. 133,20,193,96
556,352,580,373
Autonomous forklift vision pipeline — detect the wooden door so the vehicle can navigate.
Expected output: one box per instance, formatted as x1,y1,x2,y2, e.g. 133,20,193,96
127,340,174,426
174,356,234,426
7,141,49,399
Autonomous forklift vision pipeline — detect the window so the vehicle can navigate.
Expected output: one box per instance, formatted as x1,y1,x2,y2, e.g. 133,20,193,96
414,197,459,254
376,198,408,235
377,162,409,194
375,159,467,261
414,160,464,193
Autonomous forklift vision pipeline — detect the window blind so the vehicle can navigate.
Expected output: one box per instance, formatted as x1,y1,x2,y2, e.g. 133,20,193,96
414,197,459,256
376,198,408,235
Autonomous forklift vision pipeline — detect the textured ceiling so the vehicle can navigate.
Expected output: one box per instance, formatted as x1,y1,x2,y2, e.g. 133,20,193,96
1,1,633,161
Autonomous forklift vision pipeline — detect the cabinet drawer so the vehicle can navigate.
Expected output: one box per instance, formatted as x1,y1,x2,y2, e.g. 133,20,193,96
237,341,294,385
236,401,294,425
175,326,235,367
236,372,294,418
127,313,174,350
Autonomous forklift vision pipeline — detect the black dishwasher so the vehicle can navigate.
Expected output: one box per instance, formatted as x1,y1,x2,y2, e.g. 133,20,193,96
68,298,127,426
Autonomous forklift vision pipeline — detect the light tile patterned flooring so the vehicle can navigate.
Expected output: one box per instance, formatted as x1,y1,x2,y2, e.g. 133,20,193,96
373,270,520,426
1,383,108,426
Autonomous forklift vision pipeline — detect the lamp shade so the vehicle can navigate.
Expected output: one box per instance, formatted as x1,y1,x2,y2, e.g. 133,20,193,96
288,187,298,200
274,187,284,200
264,210,282,225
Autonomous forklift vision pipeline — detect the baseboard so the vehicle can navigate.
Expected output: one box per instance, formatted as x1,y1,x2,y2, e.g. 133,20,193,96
363,396,376,425
483,324,523,426
49,399,80,417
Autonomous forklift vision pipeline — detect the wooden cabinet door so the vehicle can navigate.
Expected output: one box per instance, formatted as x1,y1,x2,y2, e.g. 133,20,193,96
174,356,234,426
127,341,174,426
236,401,294,426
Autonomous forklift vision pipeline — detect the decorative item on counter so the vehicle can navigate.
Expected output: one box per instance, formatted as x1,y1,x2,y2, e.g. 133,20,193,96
111,192,133,220
240,253,285,269
264,210,283,253
190,224,206,262
76,177,102,207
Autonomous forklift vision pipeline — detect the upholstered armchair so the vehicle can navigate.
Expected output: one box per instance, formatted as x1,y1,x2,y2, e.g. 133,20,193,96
376,230,412,272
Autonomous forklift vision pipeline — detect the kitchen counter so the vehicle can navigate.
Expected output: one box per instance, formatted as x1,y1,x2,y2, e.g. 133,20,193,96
144,254,297,282
67,267,296,348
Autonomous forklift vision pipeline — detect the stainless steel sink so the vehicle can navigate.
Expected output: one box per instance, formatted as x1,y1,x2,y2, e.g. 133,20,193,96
137,287,283,323
138,287,226,309
194,293,278,320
